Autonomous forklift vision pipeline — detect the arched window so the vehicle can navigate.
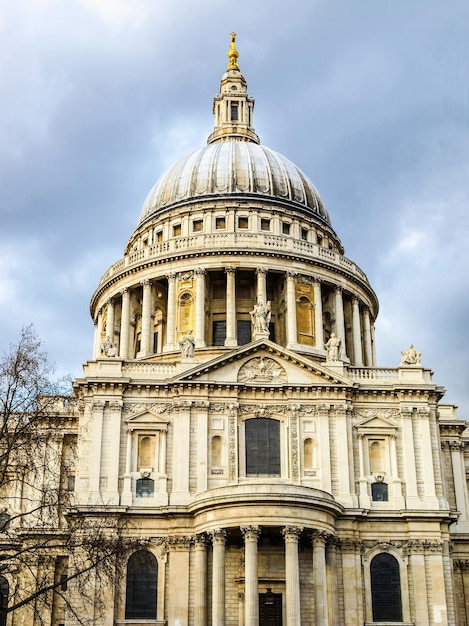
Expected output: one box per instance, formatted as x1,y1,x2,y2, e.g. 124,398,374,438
0,576,8,626
369,440,384,472
138,435,154,468
370,553,402,622
125,550,158,619
303,437,315,469
245,418,280,476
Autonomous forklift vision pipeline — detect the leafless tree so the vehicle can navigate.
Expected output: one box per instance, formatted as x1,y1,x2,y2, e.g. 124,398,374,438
0,327,142,624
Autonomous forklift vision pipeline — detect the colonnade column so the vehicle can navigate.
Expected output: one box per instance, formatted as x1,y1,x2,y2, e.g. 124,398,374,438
256,268,267,304
164,273,177,351
286,272,297,348
362,308,373,366
195,269,206,348
140,279,152,356
312,531,329,626
225,268,237,347
334,287,346,358
93,310,102,358
106,298,115,344
352,297,363,366
283,526,302,626
194,534,208,626
119,288,130,358
241,526,260,626
211,529,226,626
313,279,324,349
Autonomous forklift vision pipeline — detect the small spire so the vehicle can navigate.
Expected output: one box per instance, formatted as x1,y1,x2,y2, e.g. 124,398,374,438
227,32,239,70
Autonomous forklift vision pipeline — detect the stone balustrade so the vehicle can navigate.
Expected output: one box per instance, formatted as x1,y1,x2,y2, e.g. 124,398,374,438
99,232,369,286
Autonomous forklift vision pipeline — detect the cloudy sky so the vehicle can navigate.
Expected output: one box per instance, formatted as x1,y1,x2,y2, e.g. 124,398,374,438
1,1,468,415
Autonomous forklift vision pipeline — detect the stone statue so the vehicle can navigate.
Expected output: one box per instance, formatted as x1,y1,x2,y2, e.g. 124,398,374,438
325,333,341,362
180,329,195,358
250,301,271,334
100,336,118,357
400,344,421,366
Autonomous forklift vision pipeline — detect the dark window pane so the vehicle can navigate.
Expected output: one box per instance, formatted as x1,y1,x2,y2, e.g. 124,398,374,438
237,320,251,345
213,321,226,346
0,576,8,626
371,482,388,501
136,478,154,497
371,553,402,622
231,103,239,120
245,418,280,476
125,551,158,619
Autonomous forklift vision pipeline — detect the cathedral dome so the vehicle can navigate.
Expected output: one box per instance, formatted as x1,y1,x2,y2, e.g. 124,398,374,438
137,142,330,227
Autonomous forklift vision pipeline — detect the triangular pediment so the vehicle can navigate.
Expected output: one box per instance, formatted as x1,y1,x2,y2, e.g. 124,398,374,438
172,340,354,387
125,410,169,427
355,415,398,432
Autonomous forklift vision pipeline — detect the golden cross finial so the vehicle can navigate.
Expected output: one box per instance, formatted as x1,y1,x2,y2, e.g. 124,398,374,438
227,32,239,70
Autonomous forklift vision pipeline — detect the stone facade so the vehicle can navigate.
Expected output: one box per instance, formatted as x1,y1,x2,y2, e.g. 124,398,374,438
2,35,469,626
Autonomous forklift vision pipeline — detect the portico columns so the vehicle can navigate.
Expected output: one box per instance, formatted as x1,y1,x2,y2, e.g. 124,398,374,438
241,526,260,626
195,269,206,348
286,272,297,348
140,279,152,356
211,529,226,626
164,273,177,351
283,526,302,626
313,279,324,349
225,268,237,347
363,308,373,366
106,298,115,345
194,534,208,626
119,288,130,358
94,310,103,358
334,287,346,358
312,531,329,626
352,297,363,366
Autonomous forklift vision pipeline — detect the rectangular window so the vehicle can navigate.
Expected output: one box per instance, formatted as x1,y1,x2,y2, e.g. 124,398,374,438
245,418,280,476
301,228,308,241
156,231,163,242
212,321,226,346
231,103,239,121
173,224,181,237
67,475,75,492
282,222,291,235
238,216,249,229
192,219,203,232
260,218,271,231
216,217,226,229
237,320,251,345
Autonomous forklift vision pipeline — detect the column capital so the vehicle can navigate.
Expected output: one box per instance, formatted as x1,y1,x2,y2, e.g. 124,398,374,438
286,271,297,279
313,277,323,285
141,278,152,287
335,286,344,294
166,272,176,282
106,297,115,306
352,296,360,306
311,529,333,546
282,526,303,541
195,268,206,276
256,268,267,276
120,287,129,296
193,533,209,548
209,528,227,545
225,266,236,274
240,525,261,542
